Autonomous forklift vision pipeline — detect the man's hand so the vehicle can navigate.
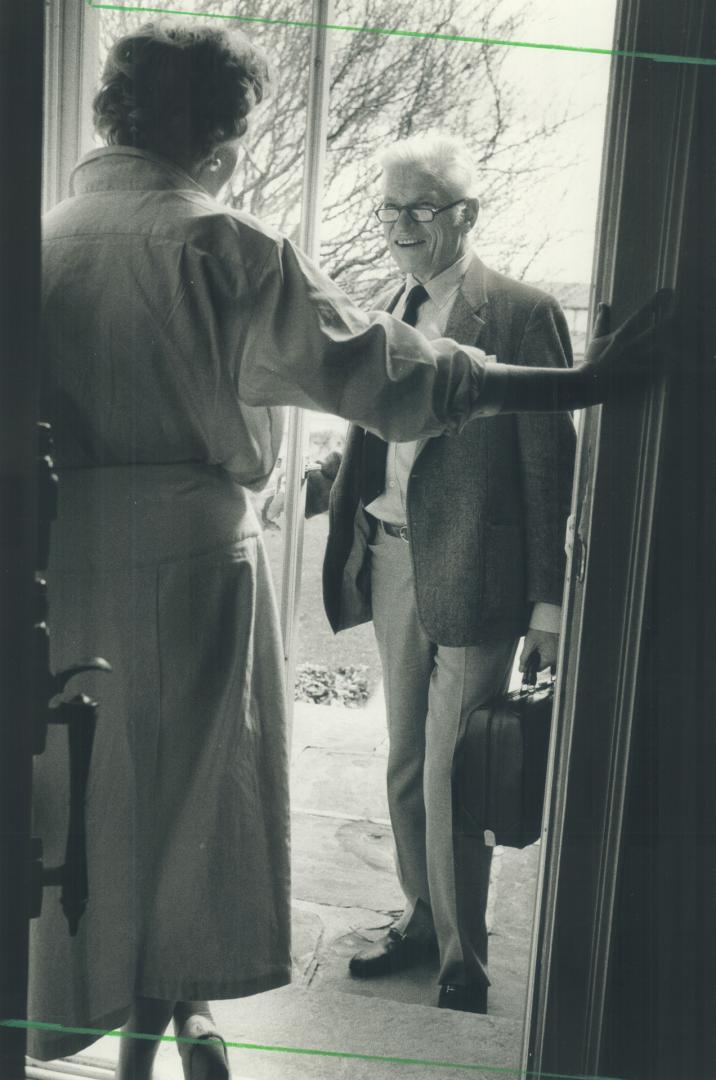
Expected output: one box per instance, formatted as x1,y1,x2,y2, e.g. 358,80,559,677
581,288,677,402
519,629,559,675
305,450,342,518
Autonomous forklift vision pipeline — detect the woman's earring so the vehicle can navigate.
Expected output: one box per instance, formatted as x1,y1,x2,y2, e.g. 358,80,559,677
208,157,221,173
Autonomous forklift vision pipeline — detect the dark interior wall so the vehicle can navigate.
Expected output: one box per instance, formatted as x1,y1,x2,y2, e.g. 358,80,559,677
531,2,713,1074
601,18,716,1080
0,2,44,1076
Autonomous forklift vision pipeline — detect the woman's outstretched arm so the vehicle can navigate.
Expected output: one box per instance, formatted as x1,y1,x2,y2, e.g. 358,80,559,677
239,232,675,432
480,290,676,415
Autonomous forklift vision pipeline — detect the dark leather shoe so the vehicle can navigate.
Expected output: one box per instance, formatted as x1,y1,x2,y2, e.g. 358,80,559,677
438,982,488,1014
349,928,438,978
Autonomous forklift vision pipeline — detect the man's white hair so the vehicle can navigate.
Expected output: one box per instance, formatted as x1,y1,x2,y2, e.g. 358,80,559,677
378,133,479,199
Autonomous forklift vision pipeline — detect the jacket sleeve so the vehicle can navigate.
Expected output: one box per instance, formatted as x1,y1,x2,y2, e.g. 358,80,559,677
237,237,505,441
514,298,577,607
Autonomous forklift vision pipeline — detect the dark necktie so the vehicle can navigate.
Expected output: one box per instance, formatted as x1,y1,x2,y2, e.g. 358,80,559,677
400,282,429,327
360,283,429,508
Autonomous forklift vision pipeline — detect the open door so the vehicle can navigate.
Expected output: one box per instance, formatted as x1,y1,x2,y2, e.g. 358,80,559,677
524,0,716,1076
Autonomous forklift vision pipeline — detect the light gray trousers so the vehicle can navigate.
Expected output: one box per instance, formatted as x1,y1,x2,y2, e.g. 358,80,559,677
370,527,518,988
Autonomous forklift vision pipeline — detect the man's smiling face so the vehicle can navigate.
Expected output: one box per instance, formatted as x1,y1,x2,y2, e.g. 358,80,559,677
381,163,475,283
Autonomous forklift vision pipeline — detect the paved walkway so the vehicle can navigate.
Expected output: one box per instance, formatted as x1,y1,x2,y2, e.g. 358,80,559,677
288,690,539,1020
62,687,541,1080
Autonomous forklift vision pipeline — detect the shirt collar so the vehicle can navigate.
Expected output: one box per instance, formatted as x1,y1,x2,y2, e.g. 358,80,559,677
70,146,208,197
406,249,472,310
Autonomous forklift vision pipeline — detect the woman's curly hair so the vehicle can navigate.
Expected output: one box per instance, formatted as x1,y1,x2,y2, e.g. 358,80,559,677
93,20,269,164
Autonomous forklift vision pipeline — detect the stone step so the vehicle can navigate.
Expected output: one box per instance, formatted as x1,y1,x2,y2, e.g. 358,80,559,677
65,985,523,1080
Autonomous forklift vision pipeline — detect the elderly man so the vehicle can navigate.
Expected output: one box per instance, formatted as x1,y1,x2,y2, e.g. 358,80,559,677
321,134,576,1013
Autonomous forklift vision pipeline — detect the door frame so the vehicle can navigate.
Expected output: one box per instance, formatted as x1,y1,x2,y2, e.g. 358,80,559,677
0,2,45,1077
522,0,709,1074
12,3,712,1077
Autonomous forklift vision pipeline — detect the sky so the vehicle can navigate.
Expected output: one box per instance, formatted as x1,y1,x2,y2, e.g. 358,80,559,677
469,0,619,284
93,0,620,285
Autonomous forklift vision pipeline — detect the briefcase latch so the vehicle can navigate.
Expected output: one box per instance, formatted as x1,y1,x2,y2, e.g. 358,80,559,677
484,829,496,848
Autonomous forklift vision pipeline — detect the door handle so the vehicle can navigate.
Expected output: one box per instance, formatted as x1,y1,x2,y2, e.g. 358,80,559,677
31,693,99,935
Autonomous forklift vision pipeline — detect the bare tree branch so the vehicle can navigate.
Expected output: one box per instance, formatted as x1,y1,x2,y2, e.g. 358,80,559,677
99,0,583,301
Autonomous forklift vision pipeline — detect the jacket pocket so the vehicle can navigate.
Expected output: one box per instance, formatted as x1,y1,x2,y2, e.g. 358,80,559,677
484,523,526,614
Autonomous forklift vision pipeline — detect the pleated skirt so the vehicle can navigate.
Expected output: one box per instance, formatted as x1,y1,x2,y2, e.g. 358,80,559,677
28,464,291,1060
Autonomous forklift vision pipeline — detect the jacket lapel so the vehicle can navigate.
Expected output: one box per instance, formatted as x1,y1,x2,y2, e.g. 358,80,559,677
410,255,492,465
368,257,491,473
381,255,490,343
444,254,490,347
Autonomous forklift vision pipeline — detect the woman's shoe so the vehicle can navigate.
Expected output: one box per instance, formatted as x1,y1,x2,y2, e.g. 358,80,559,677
174,1012,231,1080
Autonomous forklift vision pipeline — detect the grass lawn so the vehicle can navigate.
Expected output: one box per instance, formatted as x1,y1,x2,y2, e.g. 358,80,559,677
262,513,383,695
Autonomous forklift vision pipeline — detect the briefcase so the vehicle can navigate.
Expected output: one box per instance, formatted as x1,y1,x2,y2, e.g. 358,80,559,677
453,661,554,849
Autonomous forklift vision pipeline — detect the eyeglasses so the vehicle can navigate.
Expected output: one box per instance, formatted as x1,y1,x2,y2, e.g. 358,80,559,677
374,199,466,224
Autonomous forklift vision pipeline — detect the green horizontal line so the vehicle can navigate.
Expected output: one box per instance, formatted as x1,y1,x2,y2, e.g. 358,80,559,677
5,1018,624,1079
84,1,716,67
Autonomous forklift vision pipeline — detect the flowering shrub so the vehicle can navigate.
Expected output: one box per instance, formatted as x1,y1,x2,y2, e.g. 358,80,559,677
295,662,369,708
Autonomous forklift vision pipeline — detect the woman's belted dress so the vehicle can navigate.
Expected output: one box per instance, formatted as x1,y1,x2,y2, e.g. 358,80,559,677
30,146,499,1059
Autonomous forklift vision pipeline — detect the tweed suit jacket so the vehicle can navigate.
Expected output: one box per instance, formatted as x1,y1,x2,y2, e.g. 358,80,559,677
322,253,577,646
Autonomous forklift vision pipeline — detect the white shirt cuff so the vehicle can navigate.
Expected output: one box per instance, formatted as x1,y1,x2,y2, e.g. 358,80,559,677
529,602,562,634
